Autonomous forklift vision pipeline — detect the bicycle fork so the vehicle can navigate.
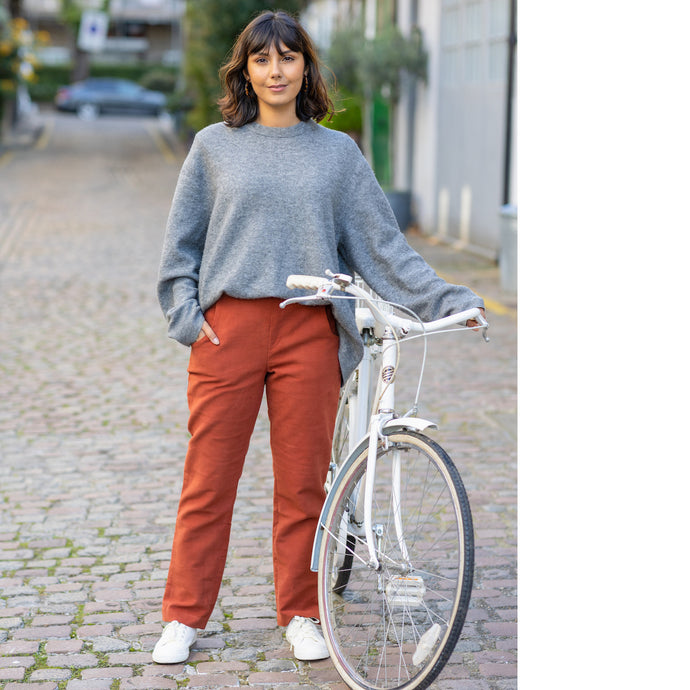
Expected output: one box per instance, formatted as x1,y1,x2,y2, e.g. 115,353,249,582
362,326,410,573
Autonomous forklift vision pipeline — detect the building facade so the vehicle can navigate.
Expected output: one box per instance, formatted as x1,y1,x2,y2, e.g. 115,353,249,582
22,0,184,65
303,0,517,259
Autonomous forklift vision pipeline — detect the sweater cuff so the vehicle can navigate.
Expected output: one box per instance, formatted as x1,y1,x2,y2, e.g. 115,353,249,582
166,299,204,346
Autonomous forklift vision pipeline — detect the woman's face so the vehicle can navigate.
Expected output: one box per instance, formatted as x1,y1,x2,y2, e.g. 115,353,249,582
245,41,306,126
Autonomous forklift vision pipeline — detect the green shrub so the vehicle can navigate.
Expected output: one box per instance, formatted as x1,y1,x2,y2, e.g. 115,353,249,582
139,68,177,94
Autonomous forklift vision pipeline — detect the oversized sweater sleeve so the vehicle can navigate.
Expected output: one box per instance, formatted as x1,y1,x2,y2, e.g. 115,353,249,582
336,139,485,321
157,134,216,345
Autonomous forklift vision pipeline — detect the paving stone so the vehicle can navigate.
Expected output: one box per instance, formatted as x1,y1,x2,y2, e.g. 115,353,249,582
0,655,36,669
45,652,99,668
246,671,299,685
0,666,26,680
31,614,75,625
0,111,516,689
30,668,73,681
141,662,187,676
133,678,183,689
196,661,250,673
65,681,113,690
0,616,23,628
256,658,297,672
76,624,114,638
0,640,40,655
11,625,72,640
81,666,134,679
44,639,84,653
186,673,241,687
89,635,131,652
106,651,157,665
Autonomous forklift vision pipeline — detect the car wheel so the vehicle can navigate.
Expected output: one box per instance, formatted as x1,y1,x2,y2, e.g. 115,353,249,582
77,103,99,120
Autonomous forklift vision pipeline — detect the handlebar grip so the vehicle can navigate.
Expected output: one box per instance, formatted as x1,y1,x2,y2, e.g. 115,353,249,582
286,275,330,291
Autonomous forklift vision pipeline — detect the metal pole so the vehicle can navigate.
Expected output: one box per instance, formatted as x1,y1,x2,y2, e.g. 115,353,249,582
502,0,517,206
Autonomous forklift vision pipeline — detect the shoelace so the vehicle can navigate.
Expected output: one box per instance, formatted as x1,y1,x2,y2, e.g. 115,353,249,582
163,621,192,643
292,617,322,643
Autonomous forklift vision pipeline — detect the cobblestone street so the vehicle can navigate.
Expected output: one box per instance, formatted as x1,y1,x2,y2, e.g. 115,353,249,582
0,111,517,689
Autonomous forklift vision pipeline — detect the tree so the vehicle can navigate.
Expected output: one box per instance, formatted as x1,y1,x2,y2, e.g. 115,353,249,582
183,0,309,132
326,21,426,188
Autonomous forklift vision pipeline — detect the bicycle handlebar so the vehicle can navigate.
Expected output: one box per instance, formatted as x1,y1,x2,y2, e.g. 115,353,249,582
283,272,489,339
285,275,332,291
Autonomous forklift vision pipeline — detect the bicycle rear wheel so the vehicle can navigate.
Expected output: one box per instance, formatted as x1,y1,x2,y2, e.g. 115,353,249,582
318,431,474,690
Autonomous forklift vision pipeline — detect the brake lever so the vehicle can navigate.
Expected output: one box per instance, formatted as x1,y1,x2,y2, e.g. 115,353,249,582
475,313,490,343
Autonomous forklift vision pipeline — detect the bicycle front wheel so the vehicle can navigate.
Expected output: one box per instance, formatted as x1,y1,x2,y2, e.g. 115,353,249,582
318,431,474,690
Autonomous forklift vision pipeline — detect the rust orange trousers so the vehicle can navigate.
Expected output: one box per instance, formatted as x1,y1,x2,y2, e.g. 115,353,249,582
161,296,341,628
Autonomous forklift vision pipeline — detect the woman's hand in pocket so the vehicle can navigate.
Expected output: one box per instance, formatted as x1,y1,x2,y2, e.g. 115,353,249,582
196,320,220,345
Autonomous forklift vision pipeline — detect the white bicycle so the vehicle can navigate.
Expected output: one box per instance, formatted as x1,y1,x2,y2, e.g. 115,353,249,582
281,271,489,690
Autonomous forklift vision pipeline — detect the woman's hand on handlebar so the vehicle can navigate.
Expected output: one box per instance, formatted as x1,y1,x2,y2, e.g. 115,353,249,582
466,308,486,331
196,320,220,345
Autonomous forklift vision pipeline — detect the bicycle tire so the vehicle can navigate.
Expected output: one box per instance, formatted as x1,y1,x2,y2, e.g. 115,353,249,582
318,430,474,690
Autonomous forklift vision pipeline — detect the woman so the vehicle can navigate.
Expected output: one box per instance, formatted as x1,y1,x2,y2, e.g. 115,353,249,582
153,10,485,664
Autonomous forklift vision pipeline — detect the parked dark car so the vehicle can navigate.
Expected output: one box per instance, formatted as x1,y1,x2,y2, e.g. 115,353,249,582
55,78,167,119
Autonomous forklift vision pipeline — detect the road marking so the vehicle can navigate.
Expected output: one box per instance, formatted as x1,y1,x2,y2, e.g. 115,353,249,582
35,118,54,150
146,123,177,163
481,296,515,317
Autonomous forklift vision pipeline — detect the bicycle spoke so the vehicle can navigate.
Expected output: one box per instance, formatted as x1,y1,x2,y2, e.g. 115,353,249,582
319,432,474,690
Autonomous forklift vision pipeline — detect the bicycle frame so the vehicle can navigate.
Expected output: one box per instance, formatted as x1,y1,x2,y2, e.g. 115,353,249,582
280,272,488,574
309,315,445,574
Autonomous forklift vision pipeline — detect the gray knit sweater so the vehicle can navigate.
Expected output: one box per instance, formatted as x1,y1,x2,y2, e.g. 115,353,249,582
157,119,484,382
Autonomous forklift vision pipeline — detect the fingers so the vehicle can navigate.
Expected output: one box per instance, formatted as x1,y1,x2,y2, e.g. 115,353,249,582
196,320,220,345
467,308,486,331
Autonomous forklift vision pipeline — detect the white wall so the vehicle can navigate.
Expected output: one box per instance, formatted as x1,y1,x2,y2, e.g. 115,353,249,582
304,0,516,257
396,0,514,258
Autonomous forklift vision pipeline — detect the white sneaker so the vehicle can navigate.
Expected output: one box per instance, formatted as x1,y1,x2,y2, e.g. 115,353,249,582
151,620,197,664
286,616,329,661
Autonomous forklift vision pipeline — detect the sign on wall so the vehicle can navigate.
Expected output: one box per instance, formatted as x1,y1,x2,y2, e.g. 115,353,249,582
77,11,109,53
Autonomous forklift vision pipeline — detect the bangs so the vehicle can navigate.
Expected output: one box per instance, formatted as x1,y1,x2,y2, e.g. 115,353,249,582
245,14,305,56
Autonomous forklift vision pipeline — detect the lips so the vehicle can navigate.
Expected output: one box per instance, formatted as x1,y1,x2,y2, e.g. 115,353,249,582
268,84,287,92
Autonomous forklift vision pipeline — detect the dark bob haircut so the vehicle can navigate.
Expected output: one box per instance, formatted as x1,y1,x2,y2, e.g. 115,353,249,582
218,10,334,127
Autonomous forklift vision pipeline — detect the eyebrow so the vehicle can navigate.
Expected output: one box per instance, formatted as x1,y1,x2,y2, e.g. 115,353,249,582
253,47,297,57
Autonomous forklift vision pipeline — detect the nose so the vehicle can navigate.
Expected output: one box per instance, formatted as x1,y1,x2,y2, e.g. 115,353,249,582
270,57,283,78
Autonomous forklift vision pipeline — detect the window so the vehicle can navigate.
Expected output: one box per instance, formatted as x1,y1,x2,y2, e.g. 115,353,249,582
441,0,510,84
488,0,509,81
461,1,483,82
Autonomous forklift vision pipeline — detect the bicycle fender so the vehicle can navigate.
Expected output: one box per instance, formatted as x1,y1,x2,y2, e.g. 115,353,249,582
311,436,371,572
382,417,437,434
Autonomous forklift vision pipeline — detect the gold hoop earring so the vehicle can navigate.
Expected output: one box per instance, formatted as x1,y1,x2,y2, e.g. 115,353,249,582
245,81,250,97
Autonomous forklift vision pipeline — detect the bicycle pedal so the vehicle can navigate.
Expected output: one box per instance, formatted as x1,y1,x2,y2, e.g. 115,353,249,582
385,575,426,606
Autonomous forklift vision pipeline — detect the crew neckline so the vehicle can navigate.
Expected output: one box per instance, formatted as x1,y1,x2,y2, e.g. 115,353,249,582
244,120,312,138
